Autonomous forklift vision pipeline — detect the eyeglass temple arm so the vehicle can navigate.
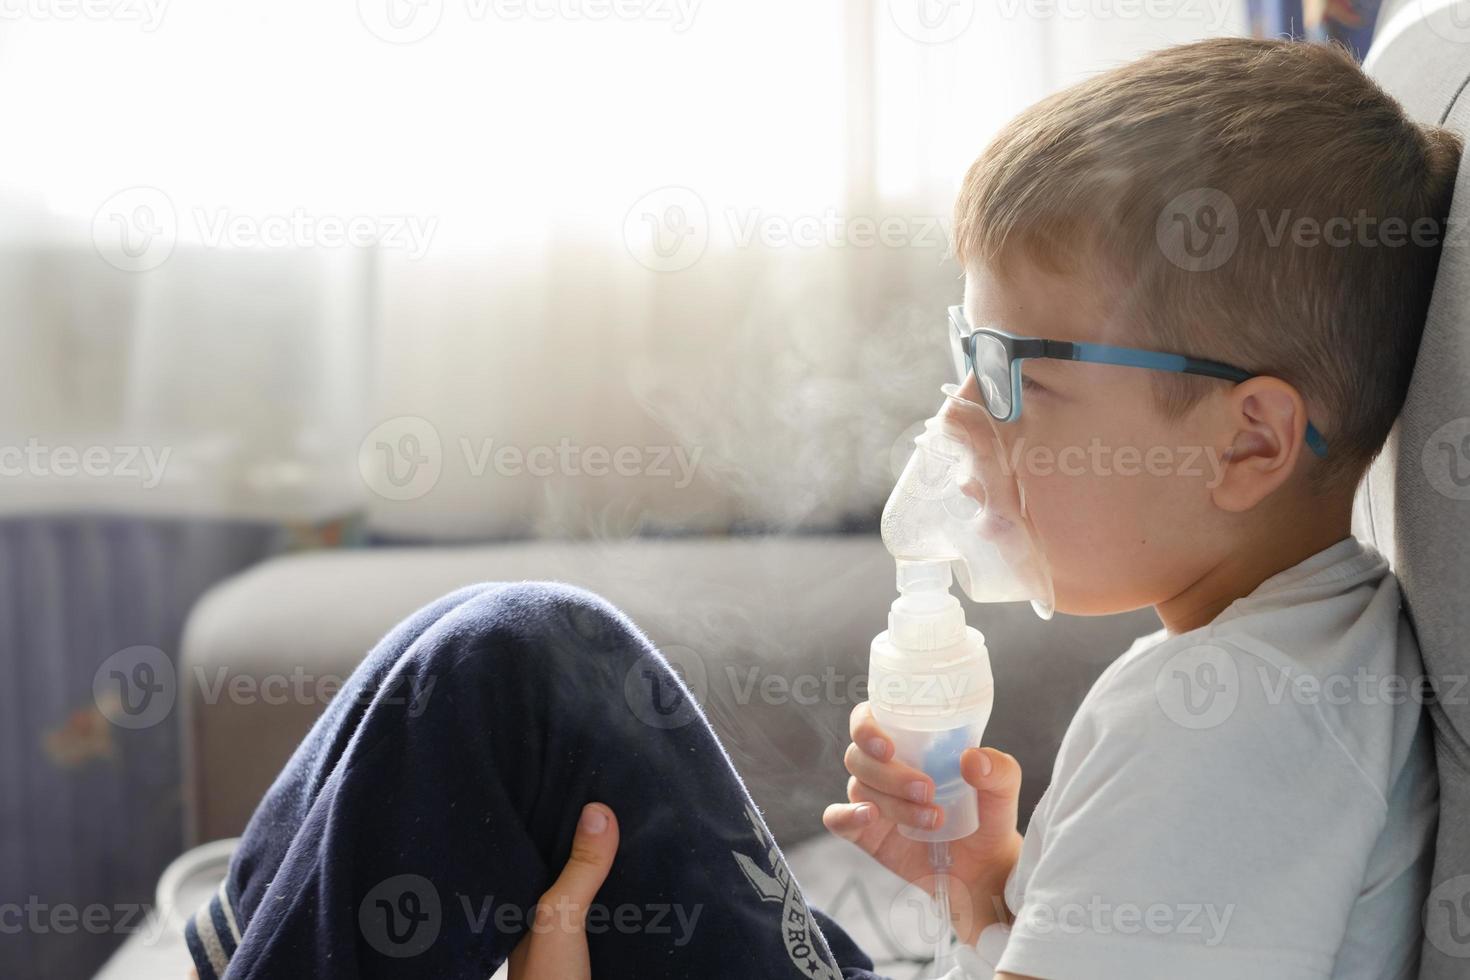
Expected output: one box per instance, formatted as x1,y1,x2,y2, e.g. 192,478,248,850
1053,341,1330,459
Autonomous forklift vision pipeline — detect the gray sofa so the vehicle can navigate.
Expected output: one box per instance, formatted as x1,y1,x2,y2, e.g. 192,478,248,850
178,535,1156,851
1359,2,1470,976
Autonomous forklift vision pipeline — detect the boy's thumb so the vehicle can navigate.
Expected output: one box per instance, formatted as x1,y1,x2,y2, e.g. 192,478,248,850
962,747,1022,838
540,804,619,925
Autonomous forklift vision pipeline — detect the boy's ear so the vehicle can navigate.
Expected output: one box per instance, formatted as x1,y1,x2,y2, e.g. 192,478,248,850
1210,377,1309,512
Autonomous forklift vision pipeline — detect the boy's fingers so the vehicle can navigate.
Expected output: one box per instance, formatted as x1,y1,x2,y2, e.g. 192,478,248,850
822,802,879,842
848,702,892,762
538,803,619,929
843,742,932,801
847,777,945,831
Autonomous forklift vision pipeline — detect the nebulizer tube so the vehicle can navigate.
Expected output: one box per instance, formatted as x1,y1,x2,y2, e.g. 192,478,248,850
869,386,1054,975
929,840,955,975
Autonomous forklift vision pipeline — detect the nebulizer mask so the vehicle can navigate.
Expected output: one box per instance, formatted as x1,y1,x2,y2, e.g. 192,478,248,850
868,383,1053,975
881,383,1054,619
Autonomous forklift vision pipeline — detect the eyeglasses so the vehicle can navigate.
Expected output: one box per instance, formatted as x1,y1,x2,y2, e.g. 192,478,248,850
948,305,1329,458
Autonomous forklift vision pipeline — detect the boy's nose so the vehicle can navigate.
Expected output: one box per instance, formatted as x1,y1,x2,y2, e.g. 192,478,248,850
954,372,986,408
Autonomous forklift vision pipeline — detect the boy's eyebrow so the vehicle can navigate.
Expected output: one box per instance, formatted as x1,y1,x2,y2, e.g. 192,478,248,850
1029,356,1086,389
1023,356,1063,376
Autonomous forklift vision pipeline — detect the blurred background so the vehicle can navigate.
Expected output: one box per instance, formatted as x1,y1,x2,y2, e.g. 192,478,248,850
0,1,1390,976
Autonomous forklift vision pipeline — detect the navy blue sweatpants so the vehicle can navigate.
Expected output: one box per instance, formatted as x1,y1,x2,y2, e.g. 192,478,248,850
185,581,887,979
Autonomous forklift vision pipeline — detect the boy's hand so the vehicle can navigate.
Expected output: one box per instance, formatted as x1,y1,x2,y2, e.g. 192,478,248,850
507,803,618,979
823,703,1022,946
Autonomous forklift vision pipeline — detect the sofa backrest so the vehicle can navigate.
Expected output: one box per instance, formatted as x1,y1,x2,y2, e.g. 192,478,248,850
1359,3,1470,974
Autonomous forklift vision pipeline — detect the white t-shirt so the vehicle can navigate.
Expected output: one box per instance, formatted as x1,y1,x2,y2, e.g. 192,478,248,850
989,535,1437,979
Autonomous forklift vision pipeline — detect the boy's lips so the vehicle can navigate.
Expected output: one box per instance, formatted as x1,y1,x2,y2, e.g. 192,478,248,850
959,480,1019,535
979,511,1017,538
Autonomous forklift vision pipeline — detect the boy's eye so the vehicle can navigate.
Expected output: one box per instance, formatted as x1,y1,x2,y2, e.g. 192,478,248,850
1021,374,1046,394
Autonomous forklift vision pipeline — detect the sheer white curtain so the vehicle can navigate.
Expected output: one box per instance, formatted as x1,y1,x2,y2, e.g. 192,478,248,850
0,0,1244,536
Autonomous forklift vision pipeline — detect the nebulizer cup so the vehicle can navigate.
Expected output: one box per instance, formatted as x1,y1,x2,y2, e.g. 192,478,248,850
868,385,1053,975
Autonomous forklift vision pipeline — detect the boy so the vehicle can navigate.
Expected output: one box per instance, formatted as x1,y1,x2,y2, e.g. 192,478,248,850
827,35,1459,978
187,36,1460,980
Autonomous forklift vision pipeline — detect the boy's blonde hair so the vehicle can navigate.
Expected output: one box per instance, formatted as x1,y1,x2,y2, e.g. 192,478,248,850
953,37,1462,491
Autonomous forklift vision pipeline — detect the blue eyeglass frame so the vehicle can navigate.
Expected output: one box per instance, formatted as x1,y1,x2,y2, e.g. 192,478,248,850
948,305,1329,458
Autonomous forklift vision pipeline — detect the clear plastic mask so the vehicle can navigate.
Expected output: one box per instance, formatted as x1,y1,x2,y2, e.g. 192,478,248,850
882,384,1055,620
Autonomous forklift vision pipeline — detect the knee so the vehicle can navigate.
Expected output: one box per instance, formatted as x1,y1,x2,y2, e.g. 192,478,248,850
418,580,651,681
415,581,704,733
483,580,640,646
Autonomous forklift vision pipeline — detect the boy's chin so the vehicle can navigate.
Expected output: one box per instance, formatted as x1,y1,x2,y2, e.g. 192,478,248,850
1049,586,1154,619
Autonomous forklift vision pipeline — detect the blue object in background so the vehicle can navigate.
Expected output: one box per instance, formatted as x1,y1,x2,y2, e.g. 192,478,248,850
1249,0,1387,61
0,516,284,980
1322,0,1387,60
1249,0,1307,38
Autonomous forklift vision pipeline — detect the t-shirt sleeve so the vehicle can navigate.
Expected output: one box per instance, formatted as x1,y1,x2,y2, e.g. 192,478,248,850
995,640,1387,980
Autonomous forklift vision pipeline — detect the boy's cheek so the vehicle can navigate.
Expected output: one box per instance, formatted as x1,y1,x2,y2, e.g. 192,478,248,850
1017,465,1109,575
1018,430,1205,613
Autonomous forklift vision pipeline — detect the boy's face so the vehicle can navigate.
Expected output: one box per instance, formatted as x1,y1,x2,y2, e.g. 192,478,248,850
960,260,1231,617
